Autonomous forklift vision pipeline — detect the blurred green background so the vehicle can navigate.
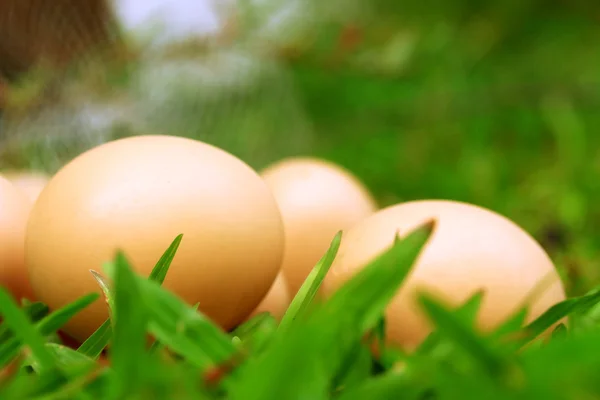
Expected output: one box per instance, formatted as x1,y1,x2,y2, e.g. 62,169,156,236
1,0,600,296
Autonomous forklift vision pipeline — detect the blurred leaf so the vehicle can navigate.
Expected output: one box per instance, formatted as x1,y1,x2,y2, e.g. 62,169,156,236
418,294,507,377
456,291,485,325
36,294,99,338
229,220,433,400
107,251,150,397
519,289,600,345
332,343,373,392
551,323,568,341
0,302,48,345
335,368,428,400
231,312,277,355
492,308,529,339
138,276,238,375
0,288,55,371
26,344,96,375
279,230,342,332
0,293,97,368
416,291,486,356
77,320,112,359
45,344,97,369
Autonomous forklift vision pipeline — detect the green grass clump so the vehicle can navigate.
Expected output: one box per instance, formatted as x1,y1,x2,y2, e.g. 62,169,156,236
1,222,600,399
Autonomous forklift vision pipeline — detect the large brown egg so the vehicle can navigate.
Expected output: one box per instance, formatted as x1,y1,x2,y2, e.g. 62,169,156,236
260,157,377,296
26,135,285,342
2,170,50,204
0,176,35,302
321,200,566,351
247,273,290,321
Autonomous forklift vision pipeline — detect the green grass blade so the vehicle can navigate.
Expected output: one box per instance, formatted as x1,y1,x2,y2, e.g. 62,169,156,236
551,323,568,340
77,320,111,359
37,294,99,337
108,251,150,397
231,312,278,355
318,222,433,336
0,301,48,345
415,291,485,356
45,343,97,369
140,279,238,371
332,343,372,392
417,294,507,376
26,343,97,375
0,293,97,369
0,288,55,371
492,308,528,340
90,269,115,323
228,221,433,400
148,234,183,284
279,230,342,332
455,291,485,326
335,369,428,400
77,235,183,358
519,289,600,345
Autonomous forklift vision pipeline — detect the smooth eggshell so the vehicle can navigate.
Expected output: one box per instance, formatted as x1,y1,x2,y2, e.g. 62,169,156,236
321,199,567,351
260,157,377,296
26,135,285,343
3,171,50,203
0,176,35,302
247,273,290,321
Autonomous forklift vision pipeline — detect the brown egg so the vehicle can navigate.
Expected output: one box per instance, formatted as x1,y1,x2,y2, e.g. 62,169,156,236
260,157,377,296
26,135,285,343
321,199,566,351
0,176,35,302
2,170,50,203
247,273,290,321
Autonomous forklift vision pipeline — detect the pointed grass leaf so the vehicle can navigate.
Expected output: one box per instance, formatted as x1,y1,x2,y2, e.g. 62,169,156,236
136,276,238,374
36,293,100,337
148,234,183,284
416,291,485,357
228,221,433,400
78,235,183,358
551,323,568,340
108,251,150,397
90,269,115,322
0,293,97,368
45,343,97,370
0,288,55,371
519,289,600,346
77,320,111,359
231,312,273,341
26,344,97,375
279,230,342,332
332,342,373,392
417,294,506,377
493,308,529,339
456,291,485,326
230,312,277,354
317,220,434,336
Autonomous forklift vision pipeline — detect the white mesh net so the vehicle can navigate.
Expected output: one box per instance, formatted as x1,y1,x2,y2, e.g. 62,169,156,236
0,0,330,172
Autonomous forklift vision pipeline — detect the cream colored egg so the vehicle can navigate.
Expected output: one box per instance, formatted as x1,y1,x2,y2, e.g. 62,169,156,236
321,199,566,351
260,157,378,296
0,176,35,302
3,170,50,203
26,135,285,342
248,273,290,321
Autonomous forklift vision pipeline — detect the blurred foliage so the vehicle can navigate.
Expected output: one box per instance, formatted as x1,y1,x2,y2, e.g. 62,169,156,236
1,0,600,296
